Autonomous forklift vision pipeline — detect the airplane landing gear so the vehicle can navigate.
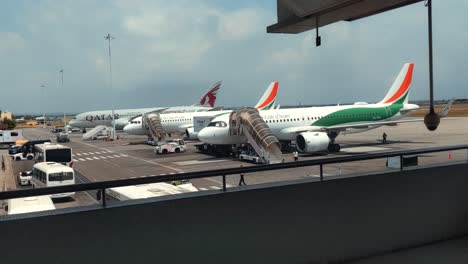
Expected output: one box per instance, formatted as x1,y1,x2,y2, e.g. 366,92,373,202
328,143,341,153
327,131,341,153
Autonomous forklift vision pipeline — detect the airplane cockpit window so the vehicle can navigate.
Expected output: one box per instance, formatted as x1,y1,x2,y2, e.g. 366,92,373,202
208,121,227,127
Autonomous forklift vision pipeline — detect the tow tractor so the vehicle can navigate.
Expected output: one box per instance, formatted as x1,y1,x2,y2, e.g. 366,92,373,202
11,151,34,161
154,139,187,154
239,148,264,164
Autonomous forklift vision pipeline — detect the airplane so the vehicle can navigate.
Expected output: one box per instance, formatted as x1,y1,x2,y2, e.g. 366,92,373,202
68,81,221,132
197,63,454,154
15,117,26,123
123,81,279,140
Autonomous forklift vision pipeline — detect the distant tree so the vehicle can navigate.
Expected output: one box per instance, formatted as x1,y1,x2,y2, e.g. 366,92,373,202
2,117,15,129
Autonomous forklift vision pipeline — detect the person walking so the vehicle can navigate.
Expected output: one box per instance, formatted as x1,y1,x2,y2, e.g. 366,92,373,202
238,165,246,186
293,151,299,162
382,132,388,144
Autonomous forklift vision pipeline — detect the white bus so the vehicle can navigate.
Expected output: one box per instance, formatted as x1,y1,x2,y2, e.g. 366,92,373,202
31,162,75,198
34,143,72,166
0,130,23,148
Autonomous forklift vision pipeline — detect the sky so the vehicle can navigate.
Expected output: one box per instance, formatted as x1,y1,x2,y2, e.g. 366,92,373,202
0,0,467,114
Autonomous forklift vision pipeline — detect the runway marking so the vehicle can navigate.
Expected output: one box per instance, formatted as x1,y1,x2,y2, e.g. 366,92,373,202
93,157,100,160
172,159,229,166
341,146,390,153
86,157,93,161
78,158,86,161
101,156,108,159
51,134,183,173
73,159,79,162
199,187,208,191
76,153,82,156
88,152,96,155
113,155,121,158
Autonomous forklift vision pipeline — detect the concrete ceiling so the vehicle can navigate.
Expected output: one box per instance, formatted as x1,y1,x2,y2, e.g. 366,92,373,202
267,0,424,34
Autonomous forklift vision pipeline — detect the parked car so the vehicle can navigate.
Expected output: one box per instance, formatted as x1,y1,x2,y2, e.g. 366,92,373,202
18,171,32,186
154,139,187,154
56,132,70,143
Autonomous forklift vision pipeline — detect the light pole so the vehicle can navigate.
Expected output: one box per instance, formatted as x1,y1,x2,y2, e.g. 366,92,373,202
59,69,67,132
105,33,116,140
40,84,46,128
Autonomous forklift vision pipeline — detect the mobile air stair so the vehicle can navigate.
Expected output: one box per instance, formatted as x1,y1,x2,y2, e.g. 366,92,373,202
142,112,166,142
82,125,108,141
229,107,283,164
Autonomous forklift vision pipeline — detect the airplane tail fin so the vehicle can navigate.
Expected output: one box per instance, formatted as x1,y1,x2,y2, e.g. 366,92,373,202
440,98,456,118
197,81,221,107
378,63,414,105
254,81,279,110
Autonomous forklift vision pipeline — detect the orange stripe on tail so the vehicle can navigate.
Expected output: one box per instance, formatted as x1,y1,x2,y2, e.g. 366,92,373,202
256,82,278,110
384,63,414,104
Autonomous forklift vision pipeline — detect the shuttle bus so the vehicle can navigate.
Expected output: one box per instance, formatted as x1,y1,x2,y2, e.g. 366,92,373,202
31,162,75,198
34,143,72,166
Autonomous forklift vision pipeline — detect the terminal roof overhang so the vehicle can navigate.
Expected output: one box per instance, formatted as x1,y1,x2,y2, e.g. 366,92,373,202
267,0,424,34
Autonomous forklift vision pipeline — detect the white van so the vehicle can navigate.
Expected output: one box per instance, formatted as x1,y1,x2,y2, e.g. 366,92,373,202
31,162,75,198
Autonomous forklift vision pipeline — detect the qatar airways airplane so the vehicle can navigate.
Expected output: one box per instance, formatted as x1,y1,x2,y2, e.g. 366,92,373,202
197,64,454,153
68,81,221,131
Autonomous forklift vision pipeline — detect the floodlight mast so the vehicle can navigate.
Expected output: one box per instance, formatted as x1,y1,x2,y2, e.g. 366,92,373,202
59,69,67,132
105,33,116,140
40,84,46,128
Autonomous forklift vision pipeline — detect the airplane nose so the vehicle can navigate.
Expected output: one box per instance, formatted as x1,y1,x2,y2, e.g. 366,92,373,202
123,124,132,133
197,127,215,144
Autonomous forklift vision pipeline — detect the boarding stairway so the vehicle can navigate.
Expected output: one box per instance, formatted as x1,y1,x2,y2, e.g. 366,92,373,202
82,125,108,141
142,112,165,141
229,107,283,164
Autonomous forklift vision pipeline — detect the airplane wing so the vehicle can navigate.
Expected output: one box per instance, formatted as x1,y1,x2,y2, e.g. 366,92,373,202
126,108,170,122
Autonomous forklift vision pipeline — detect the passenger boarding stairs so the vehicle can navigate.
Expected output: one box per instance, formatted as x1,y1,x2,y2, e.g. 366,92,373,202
229,108,283,164
142,112,165,141
82,125,108,141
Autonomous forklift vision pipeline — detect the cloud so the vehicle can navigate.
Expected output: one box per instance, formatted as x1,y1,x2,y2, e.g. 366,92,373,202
0,32,25,55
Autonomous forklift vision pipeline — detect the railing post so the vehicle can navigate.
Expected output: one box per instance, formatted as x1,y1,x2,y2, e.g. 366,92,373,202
400,155,404,171
101,188,107,207
222,175,226,192
320,164,323,181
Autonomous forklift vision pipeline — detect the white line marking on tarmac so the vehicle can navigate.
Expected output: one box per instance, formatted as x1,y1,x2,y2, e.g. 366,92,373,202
78,158,86,161
172,159,229,166
86,158,93,161
76,153,82,156
199,187,208,191
101,156,107,159
107,156,115,159
93,157,100,160
73,159,79,162
113,155,121,158
58,136,184,173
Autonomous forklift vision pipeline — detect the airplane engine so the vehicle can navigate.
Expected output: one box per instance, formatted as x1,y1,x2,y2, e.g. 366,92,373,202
296,132,330,153
185,127,199,140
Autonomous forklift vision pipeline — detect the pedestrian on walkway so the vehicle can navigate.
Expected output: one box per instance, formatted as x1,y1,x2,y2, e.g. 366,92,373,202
293,151,299,162
382,132,387,144
238,165,246,186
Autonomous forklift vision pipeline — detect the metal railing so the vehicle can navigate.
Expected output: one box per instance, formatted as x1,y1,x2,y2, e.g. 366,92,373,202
0,144,467,205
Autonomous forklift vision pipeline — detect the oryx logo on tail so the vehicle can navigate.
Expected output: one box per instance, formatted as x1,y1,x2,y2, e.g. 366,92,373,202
198,81,221,107
379,63,414,105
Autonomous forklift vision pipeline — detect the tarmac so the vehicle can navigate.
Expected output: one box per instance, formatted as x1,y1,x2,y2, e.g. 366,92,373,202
1,117,467,212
